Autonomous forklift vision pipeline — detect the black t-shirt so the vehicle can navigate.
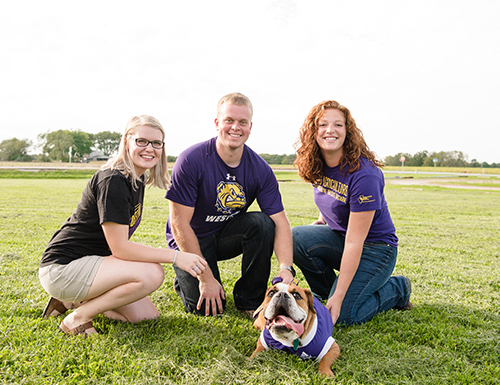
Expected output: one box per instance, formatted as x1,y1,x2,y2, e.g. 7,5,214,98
40,169,144,267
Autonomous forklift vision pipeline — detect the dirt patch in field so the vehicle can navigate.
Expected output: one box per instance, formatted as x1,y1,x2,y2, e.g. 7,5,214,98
386,178,500,191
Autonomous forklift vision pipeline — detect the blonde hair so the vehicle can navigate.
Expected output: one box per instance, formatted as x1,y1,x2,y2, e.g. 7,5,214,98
102,115,171,190
294,100,383,184
217,92,253,119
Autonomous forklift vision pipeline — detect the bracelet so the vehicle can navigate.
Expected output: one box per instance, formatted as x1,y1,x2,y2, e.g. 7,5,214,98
173,250,178,266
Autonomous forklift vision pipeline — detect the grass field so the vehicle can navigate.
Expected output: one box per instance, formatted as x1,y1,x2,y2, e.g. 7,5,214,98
1,169,499,384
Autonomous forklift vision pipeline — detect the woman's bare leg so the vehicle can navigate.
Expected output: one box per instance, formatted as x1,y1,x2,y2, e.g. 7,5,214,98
61,256,164,333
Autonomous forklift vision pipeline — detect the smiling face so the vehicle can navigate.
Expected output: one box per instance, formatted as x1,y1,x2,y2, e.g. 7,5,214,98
127,125,164,176
315,108,346,166
258,283,316,345
215,102,253,153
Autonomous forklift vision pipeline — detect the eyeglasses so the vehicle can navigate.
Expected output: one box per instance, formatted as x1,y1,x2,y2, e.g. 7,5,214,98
134,138,164,149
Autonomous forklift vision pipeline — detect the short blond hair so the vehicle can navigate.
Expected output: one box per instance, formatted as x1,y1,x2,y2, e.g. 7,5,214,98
102,115,170,190
216,92,253,120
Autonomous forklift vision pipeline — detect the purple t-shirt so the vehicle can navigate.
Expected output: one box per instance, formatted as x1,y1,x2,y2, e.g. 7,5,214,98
165,137,284,249
314,158,398,247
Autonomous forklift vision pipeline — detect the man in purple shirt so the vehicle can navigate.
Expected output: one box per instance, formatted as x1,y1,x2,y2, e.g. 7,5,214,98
166,92,295,317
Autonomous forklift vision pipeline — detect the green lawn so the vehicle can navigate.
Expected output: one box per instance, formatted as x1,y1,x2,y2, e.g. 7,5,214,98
0,173,499,384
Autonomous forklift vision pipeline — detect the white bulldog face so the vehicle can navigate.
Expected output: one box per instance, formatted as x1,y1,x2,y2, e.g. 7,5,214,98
263,283,310,344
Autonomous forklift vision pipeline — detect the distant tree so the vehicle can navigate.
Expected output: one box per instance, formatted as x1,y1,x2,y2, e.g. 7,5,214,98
281,154,297,165
259,153,272,164
259,154,294,164
35,154,52,162
422,154,435,167
448,151,468,167
383,154,396,166
39,129,92,161
470,159,481,168
384,152,409,166
398,152,416,166
430,151,468,167
93,131,121,156
39,130,73,161
384,150,479,168
410,150,429,167
0,138,32,161
69,130,93,158
273,154,285,164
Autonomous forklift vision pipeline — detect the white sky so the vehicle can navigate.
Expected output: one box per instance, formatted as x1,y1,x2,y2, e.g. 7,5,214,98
1,0,499,163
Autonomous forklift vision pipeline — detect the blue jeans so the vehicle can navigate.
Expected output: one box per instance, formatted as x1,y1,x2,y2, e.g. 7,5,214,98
173,212,275,316
293,225,410,326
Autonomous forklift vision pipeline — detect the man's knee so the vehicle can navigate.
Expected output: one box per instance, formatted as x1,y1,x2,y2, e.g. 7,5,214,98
292,225,309,245
247,212,275,235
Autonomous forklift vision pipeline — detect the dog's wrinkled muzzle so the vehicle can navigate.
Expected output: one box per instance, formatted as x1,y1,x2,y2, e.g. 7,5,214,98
265,291,305,335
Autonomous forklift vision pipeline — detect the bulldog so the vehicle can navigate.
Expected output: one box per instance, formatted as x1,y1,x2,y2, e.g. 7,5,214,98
251,279,340,377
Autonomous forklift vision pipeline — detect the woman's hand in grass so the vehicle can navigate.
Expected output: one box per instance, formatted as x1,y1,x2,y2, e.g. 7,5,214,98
326,295,342,325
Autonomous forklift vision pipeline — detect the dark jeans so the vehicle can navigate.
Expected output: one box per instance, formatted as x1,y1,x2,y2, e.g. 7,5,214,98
173,211,275,316
293,224,410,326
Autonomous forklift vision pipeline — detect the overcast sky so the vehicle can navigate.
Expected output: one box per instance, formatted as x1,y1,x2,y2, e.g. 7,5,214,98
1,0,499,163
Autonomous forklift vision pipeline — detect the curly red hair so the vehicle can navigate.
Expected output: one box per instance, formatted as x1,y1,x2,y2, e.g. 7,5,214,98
294,100,384,184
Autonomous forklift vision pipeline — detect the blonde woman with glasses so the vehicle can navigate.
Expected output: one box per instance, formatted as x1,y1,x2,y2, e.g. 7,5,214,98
39,115,207,337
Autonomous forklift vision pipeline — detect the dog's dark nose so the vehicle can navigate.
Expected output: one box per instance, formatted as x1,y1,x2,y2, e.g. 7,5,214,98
275,292,290,302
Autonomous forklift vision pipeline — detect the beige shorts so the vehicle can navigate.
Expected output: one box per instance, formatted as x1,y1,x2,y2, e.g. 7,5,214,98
39,255,104,303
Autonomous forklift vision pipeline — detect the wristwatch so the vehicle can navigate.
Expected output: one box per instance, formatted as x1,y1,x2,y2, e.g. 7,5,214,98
280,265,296,277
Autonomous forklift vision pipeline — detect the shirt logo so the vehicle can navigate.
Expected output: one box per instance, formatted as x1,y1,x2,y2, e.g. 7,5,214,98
358,195,375,204
129,203,142,238
315,176,348,203
215,181,246,214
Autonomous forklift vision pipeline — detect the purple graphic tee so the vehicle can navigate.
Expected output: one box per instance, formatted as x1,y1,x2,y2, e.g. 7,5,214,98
165,137,284,249
313,157,398,246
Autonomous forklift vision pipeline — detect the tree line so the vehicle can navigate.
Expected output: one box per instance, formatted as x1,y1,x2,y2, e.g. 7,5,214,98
261,151,500,168
259,153,297,165
0,130,181,163
0,130,122,162
0,129,497,168
383,150,499,168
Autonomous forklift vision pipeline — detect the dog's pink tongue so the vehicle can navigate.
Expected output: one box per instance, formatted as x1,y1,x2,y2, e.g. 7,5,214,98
274,315,304,335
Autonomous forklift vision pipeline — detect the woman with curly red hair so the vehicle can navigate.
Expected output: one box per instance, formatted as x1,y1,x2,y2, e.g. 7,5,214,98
293,100,412,326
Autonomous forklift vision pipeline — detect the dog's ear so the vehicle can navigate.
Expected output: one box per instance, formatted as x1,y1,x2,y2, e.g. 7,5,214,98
253,307,266,330
304,288,316,315
252,295,267,330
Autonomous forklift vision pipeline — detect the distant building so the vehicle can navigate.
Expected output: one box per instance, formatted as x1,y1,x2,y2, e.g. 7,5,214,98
86,150,109,162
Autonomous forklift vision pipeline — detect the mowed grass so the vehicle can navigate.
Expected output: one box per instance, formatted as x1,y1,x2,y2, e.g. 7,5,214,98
0,173,499,384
